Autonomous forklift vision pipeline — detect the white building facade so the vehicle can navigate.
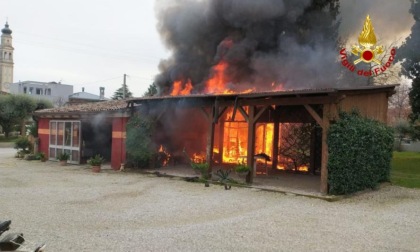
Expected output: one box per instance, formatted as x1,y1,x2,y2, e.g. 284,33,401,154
9,81,74,106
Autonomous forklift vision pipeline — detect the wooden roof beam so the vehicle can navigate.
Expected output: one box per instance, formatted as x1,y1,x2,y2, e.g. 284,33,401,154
304,104,323,128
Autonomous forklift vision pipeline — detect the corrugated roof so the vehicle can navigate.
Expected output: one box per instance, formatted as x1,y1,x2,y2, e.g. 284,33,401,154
128,84,398,102
34,84,398,115
34,100,127,114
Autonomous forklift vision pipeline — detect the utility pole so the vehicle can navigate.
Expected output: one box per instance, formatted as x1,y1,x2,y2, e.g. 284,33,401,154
123,74,127,99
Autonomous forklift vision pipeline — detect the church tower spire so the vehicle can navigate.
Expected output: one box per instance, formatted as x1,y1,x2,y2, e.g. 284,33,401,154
0,22,14,92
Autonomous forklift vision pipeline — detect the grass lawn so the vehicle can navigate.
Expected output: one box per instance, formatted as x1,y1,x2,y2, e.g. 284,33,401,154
0,135,18,142
391,152,420,189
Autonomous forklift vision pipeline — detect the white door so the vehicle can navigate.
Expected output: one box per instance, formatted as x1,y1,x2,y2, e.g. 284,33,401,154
49,121,81,164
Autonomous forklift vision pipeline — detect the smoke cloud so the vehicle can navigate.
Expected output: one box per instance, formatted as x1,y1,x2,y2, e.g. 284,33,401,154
339,0,413,47
154,0,359,95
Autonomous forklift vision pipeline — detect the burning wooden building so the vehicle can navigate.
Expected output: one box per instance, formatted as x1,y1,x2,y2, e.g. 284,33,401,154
34,84,396,194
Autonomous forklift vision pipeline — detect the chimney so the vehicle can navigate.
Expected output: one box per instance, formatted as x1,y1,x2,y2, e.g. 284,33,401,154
82,87,85,92
100,87,105,100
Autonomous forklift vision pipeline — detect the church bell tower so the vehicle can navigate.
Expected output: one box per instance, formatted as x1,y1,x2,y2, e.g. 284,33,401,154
0,22,14,92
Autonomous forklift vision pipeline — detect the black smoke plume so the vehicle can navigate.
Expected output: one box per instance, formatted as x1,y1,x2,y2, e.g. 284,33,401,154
155,0,343,95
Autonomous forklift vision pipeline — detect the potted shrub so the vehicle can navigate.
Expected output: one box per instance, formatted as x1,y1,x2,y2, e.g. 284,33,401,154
14,137,32,158
215,169,232,190
37,152,47,162
87,154,104,173
57,152,70,166
191,162,210,180
235,164,251,178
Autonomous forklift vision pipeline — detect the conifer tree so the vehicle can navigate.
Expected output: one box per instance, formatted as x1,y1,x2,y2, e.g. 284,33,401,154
112,83,133,100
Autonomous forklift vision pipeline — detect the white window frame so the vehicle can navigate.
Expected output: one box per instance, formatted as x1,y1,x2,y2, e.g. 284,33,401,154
49,120,82,164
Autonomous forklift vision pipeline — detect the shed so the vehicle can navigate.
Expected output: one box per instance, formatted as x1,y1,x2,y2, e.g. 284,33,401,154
34,85,397,194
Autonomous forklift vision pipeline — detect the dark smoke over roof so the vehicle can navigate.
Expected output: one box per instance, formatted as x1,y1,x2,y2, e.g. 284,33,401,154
154,0,344,95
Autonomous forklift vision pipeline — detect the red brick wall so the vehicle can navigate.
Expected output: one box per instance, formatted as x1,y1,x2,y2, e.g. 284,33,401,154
38,119,50,158
111,117,128,170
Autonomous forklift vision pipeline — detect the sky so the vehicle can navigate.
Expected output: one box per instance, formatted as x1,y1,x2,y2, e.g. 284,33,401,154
1,0,415,97
2,0,169,97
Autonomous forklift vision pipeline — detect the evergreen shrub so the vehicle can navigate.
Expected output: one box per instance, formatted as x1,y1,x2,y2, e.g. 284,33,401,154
126,114,157,168
327,111,394,195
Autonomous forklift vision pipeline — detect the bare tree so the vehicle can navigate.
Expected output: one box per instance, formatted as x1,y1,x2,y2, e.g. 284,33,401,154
54,97,66,107
388,84,411,125
371,41,402,85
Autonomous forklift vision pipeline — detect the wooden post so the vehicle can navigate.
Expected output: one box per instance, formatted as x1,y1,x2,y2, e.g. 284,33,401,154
218,119,224,164
309,124,316,175
206,106,216,177
272,119,280,170
246,106,256,183
320,105,330,195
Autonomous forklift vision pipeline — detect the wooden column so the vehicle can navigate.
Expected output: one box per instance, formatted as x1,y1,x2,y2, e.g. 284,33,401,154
218,120,224,164
246,106,256,183
206,106,216,177
320,105,330,194
272,118,280,170
309,124,316,175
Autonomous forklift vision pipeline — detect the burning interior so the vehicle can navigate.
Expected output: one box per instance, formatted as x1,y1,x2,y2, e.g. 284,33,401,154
129,94,324,179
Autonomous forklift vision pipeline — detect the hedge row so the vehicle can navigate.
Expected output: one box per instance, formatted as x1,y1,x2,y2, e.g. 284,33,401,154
327,111,394,195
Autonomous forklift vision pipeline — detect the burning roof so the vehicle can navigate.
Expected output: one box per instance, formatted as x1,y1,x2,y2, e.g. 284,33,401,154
154,0,343,96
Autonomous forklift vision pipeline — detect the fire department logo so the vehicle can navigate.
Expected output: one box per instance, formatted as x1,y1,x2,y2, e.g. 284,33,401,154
339,15,396,77
351,15,384,65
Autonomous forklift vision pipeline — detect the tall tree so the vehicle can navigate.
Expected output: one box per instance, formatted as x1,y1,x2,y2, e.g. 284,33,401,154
398,0,420,123
112,83,133,100
143,83,158,97
388,84,411,124
0,95,36,138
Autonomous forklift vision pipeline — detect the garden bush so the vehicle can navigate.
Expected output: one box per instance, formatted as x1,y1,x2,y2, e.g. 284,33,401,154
14,137,32,153
126,114,157,168
327,111,394,195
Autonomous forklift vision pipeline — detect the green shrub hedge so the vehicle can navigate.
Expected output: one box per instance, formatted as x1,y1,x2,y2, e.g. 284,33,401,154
327,111,394,195
126,114,157,168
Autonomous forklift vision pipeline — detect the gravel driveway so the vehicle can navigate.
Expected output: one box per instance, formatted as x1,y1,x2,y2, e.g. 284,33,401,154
1,148,419,252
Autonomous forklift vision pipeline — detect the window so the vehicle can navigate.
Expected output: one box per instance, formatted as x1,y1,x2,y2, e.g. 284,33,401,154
49,121,81,164
45,88,51,95
36,88,43,95
29,87,33,94
23,87,27,94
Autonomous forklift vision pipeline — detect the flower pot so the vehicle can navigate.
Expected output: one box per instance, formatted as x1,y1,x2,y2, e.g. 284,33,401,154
59,160,67,166
91,165,101,173
235,171,249,179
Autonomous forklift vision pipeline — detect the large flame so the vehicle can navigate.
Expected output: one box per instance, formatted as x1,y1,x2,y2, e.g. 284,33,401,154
358,15,377,48
204,61,230,94
171,79,193,96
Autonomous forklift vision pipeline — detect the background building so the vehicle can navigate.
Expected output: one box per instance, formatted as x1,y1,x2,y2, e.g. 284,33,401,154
0,22,14,92
9,81,73,106
68,87,108,105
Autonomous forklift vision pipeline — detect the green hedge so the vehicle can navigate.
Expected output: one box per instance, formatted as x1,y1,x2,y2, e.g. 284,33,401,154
126,114,157,168
327,111,394,195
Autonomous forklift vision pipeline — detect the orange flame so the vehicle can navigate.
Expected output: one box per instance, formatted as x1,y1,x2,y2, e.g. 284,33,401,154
171,79,193,96
192,153,206,164
205,61,229,94
158,145,171,167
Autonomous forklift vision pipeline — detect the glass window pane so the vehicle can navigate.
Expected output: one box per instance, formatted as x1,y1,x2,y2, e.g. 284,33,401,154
71,150,79,162
57,122,64,145
50,122,57,145
72,122,80,147
56,148,62,158
64,122,72,146
49,148,56,159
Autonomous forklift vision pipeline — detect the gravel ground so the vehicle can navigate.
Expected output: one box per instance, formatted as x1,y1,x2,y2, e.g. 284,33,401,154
1,147,420,252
